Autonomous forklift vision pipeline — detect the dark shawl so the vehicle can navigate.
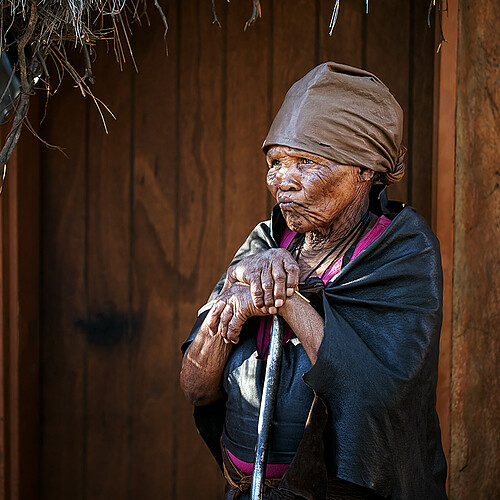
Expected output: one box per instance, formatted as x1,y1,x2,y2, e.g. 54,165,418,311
182,202,447,500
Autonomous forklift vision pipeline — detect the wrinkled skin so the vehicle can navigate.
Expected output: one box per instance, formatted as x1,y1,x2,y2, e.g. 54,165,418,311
180,145,374,405
206,283,268,343
266,145,373,237
222,248,300,315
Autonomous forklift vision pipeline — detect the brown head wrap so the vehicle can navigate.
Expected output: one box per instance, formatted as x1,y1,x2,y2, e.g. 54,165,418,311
263,62,406,185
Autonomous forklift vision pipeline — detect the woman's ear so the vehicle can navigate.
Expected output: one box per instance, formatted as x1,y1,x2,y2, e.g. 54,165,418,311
359,168,375,182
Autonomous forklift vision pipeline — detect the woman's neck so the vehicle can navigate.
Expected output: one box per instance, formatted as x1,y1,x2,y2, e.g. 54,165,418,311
302,197,370,254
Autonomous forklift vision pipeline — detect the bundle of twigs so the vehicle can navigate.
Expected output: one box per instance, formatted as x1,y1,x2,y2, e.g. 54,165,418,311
0,0,167,185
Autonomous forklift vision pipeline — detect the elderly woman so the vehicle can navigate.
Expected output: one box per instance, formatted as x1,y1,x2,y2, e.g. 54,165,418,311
180,63,447,499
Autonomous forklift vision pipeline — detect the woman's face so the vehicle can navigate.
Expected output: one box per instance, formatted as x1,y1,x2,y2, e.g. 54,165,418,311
266,145,373,234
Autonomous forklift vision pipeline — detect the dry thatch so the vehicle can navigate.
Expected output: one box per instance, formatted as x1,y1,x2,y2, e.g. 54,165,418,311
0,0,168,192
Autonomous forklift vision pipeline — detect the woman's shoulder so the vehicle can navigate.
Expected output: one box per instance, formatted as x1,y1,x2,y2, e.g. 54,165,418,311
389,205,440,252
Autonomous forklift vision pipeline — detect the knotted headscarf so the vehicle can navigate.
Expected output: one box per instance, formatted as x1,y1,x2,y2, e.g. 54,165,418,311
263,62,406,185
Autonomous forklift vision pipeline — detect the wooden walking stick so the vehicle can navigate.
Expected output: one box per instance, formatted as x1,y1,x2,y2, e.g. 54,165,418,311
251,315,284,500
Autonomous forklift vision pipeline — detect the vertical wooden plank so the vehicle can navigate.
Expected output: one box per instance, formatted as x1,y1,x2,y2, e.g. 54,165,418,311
14,99,41,500
176,0,226,498
85,44,132,500
434,0,458,479
318,0,364,66
129,1,180,498
409,0,435,224
0,129,18,500
0,138,7,495
272,0,316,116
451,0,500,496
40,78,86,499
365,0,410,204
225,0,272,263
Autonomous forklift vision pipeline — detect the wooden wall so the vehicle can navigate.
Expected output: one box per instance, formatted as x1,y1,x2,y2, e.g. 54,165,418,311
450,0,500,497
39,1,436,499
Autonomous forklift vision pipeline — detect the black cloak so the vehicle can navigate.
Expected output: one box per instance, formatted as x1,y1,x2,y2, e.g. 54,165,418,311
182,201,448,500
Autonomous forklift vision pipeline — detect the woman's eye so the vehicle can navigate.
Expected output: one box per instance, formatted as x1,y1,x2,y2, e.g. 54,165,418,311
300,158,313,165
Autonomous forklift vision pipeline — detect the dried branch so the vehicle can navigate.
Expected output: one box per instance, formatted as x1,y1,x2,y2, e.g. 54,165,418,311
328,0,340,36
244,0,261,31
0,0,38,186
83,44,95,84
17,0,38,91
211,0,221,28
153,0,168,39
427,0,448,52
0,92,30,178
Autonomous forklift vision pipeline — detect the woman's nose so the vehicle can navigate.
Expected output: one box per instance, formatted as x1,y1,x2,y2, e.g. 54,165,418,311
277,165,301,191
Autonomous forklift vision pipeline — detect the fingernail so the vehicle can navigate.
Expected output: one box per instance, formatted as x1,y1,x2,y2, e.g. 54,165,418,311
269,307,277,315
223,338,229,344
230,339,238,344
286,288,294,296
275,299,284,308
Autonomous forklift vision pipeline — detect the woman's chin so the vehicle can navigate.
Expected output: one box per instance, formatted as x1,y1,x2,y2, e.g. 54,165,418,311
282,212,310,233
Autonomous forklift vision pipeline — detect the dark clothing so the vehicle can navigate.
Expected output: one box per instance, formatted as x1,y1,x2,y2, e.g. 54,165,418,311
183,203,448,499
222,399,385,500
222,320,313,464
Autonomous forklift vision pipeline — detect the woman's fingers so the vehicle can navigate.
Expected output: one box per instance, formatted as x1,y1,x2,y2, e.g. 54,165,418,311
261,267,277,313
272,263,287,309
206,299,226,335
226,314,245,344
217,302,234,342
249,272,265,309
283,257,300,296
223,249,300,313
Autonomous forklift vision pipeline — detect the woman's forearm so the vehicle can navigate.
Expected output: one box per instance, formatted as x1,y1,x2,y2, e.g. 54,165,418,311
180,319,233,406
278,293,325,364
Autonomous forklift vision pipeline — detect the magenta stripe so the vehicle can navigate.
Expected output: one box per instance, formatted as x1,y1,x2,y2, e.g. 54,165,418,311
350,215,391,261
280,227,297,249
227,449,289,478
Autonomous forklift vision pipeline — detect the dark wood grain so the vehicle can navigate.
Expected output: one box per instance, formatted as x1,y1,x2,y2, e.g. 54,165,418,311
272,0,316,116
128,2,180,498
40,78,87,499
409,0,435,224
176,0,226,497
318,0,364,66
85,47,133,500
365,0,410,205
13,97,41,500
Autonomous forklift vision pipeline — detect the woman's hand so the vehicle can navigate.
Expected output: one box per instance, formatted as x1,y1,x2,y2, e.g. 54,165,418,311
207,283,269,344
222,249,300,314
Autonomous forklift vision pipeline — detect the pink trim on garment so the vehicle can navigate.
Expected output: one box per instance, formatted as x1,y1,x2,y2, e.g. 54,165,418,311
279,215,391,283
227,449,289,478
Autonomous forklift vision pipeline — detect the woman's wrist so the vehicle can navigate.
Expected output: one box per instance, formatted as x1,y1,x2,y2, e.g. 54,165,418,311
278,291,324,364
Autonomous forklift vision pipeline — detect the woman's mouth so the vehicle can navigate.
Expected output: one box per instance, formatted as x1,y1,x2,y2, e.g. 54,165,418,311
279,201,298,210
278,198,304,210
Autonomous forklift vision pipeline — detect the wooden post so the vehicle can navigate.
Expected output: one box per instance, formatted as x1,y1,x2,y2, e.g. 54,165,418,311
433,0,458,479
450,1,500,497
0,101,41,499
